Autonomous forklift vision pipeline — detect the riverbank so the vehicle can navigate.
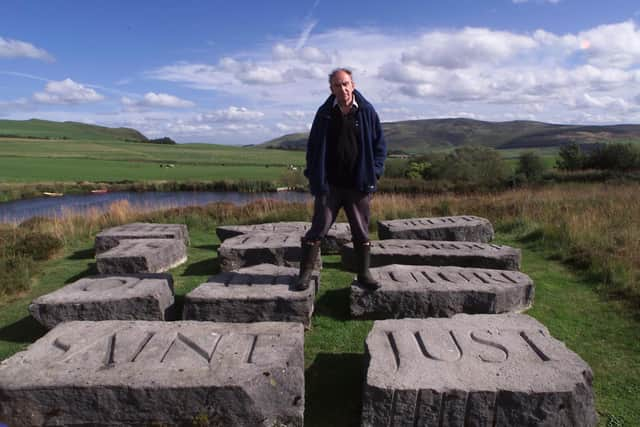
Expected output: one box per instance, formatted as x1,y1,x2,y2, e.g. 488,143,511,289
0,180,309,203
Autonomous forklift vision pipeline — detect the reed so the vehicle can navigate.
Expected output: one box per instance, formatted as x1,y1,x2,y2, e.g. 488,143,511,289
2,182,637,301
371,183,640,298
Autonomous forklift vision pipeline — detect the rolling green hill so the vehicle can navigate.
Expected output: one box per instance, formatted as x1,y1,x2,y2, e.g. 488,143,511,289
0,119,147,142
260,118,640,153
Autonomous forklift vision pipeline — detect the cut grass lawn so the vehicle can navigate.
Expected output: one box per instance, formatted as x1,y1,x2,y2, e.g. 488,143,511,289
0,228,638,426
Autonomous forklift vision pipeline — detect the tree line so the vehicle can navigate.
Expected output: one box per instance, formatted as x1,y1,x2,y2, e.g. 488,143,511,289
384,142,640,191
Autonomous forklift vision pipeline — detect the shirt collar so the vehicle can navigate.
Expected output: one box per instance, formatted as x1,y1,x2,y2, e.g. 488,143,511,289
332,96,359,110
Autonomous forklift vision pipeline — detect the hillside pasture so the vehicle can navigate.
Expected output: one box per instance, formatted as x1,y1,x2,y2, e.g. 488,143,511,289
0,137,305,183
0,119,146,141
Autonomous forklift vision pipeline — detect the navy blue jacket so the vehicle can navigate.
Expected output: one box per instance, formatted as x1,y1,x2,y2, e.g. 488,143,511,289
304,89,387,195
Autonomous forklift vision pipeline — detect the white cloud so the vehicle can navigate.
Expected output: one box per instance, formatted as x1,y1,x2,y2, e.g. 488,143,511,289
0,37,54,61
575,21,640,68
143,21,640,138
195,106,264,123
283,110,309,120
10,20,640,144
33,78,104,104
401,28,538,69
122,92,194,109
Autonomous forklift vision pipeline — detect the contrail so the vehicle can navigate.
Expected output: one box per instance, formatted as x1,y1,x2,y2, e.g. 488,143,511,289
296,20,317,50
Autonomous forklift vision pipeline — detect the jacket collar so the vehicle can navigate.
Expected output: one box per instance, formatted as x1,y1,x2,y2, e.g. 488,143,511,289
321,89,369,113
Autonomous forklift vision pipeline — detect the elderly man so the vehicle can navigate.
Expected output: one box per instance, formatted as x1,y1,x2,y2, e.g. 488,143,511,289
294,68,387,291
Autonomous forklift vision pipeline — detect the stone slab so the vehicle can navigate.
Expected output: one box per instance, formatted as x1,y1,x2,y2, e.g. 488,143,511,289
96,238,187,274
216,221,351,253
28,274,175,329
378,215,495,242
350,264,533,319
342,239,521,271
0,321,304,427
361,314,597,426
183,264,318,326
95,222,189,254
218,232,322,272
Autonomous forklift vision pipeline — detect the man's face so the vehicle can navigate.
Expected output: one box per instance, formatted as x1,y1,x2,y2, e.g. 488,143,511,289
330,71,355,107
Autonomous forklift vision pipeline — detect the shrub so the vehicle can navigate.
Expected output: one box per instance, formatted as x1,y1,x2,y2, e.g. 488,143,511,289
557,142,585,170
14,232,64,261
516,151,546,182
437,145,510,190
585,143,640,171
0,254,34,297
18,216,56,232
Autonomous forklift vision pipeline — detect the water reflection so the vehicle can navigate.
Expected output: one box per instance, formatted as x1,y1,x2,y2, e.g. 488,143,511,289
0,191,311,224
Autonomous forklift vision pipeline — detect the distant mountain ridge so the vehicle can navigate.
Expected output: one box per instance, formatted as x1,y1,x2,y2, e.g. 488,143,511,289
0,119,148,142
259,118,640,153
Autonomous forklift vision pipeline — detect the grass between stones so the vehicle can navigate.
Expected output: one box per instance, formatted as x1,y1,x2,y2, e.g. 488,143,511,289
0,227,638,426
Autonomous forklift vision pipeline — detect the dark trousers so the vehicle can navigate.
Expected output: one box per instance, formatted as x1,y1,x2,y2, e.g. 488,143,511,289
304,186,371,244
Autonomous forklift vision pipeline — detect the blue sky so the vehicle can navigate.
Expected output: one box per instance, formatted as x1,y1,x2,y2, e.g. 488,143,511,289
2,0,640,144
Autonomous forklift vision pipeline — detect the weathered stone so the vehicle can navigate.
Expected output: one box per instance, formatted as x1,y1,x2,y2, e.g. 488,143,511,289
350,264,533,319
378,215,495,242
183,264,318,326
28,274,175,329
0,321,304,427
96,238,187,274
342,239,521,271
362,314,597,426
218,232,322,272
216,221,351,253
95,222,189,254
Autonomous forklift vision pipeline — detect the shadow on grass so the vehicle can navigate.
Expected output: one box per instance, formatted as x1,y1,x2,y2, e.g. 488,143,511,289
0,315,47,343
194,244,219,251
322,260,343,269
182,257,219,276
67,247,95,260
64,263,99,284
305,352,364,427
314,287,351,321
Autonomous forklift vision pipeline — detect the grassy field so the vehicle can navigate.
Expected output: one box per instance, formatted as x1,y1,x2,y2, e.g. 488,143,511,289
0,156,288,183
0,186,638,425
0,137,305,183
0,118,145,141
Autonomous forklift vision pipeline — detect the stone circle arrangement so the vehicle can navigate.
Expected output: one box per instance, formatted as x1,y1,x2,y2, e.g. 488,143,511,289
0,217,598,426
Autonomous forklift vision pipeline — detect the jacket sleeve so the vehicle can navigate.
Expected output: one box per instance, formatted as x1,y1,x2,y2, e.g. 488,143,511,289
372,111,387,179
304,112,321,179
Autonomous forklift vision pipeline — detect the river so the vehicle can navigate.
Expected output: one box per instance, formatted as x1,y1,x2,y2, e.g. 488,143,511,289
0,191,311,224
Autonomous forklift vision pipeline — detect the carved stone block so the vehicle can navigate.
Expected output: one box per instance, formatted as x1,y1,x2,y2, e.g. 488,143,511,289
183,264,318,326
28,274,175,329
342,240,521,271
378,216,494,242
0,321,304,426
350,264,533,319
218,232,322,272
95,222,189,254
362,314,597,427
216,221,351,253
96,238,187,274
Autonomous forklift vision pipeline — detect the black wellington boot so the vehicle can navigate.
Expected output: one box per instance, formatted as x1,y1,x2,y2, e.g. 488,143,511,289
293,239,320,291
355,241,380,290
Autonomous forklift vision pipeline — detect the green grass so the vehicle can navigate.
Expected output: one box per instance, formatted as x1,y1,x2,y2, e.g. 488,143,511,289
0,136,305,183
1,224,638,426
0,157,288,183
498,234,640,426
0,118,146,141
